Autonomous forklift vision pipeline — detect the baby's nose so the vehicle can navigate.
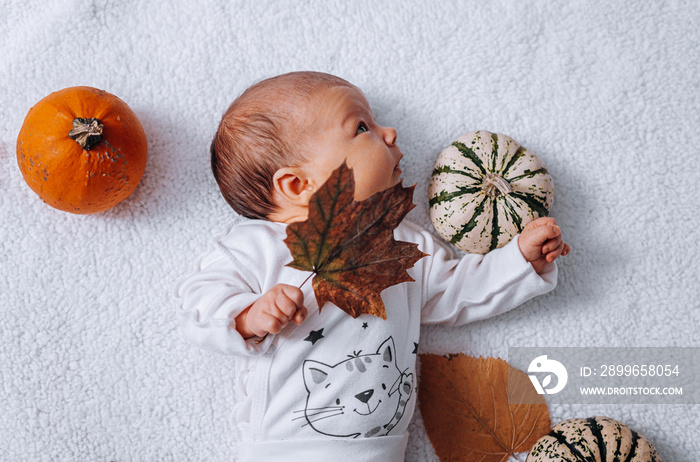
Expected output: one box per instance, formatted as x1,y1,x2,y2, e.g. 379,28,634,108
383,126,398,146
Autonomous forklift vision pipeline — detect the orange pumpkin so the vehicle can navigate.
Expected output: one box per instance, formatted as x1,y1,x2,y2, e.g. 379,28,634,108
17,86,148,214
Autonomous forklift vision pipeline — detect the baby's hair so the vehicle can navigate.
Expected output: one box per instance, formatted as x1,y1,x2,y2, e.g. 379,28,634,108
210,71,354,219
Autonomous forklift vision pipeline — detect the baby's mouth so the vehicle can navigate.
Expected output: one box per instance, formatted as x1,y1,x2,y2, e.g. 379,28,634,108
394,150,404,180
393,163,402,180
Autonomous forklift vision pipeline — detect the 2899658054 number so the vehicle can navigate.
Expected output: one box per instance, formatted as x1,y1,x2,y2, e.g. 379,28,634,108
600,364,680,377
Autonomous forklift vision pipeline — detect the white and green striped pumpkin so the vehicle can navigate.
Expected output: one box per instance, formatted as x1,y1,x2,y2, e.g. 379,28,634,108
428,130,554,254
528,416,661,462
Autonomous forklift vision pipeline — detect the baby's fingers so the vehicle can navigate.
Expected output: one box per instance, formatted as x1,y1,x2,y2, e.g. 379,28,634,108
528,223,562,247
274,291,298,320
542,235,562,254
274,284,307,324
524,216,558,230
293,306,308,325
545,240,572,263
545,240,565,263
259,312,286,335
279,284,304,308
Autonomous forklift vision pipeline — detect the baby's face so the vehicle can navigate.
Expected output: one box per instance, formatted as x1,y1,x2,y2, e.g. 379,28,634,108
293,85,403,201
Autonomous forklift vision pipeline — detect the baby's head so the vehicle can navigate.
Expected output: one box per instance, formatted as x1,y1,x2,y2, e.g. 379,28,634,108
211,71,403,223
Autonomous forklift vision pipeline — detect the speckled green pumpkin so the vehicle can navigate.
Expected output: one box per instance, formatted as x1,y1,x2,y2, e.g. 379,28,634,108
527,416,661,462
428,130,553,254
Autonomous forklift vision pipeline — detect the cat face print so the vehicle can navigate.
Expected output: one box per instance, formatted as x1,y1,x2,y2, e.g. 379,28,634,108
298,336,413,439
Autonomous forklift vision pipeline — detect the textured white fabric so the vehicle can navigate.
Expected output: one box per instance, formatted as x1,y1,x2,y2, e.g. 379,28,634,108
238,434,409,462
2,1,699,461
175,218,556,461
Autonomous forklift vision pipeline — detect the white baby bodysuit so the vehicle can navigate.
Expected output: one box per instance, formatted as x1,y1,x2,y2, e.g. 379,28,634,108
176,217,557,462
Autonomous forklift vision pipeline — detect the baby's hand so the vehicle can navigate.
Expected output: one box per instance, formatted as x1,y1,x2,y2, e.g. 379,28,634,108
235,284,307,339
518,217,571,274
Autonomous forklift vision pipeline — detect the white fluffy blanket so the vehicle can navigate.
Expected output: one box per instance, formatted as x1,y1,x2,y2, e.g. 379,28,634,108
2,1,698,460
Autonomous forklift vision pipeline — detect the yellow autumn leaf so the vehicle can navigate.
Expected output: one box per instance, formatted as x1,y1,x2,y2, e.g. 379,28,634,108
419,354,550,462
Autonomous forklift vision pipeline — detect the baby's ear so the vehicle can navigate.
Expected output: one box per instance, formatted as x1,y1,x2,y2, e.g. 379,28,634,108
272,167,317,206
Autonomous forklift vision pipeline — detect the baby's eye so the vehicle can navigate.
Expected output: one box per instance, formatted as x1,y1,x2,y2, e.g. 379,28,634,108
355,122,368,135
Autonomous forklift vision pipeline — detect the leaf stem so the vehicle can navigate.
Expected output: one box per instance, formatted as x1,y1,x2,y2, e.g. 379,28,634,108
299,271,315,289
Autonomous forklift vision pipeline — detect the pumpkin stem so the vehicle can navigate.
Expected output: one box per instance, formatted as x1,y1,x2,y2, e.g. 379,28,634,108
68,118,104,151
482,173,513,198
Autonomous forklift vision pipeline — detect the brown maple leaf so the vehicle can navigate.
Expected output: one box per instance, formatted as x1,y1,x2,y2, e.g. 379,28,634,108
418,354,551,462
284,161,427,319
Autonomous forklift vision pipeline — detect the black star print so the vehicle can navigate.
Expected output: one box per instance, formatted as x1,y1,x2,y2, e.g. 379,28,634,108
361,322,368,329
304,328,324,345
412,342,418,354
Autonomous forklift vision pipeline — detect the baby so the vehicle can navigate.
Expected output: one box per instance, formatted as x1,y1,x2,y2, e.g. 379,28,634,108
176,71,569,462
